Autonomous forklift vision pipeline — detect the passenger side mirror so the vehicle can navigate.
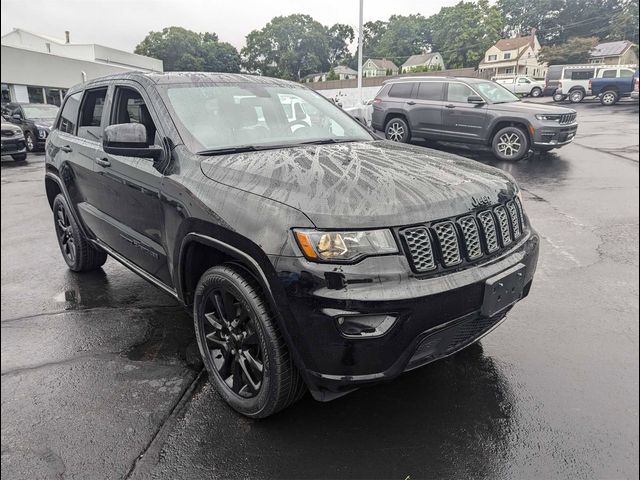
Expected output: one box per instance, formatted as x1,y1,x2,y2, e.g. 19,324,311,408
103,123,163,159
467,95,485,104
11,113,22,120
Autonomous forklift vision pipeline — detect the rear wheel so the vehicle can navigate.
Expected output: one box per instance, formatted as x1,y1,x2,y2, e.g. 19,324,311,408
194,265,305,418
530,87,542,98
491,126,529,162
569,89,585,103
600,90,619,106
552,92,565,102
52,194,107,272
384,117,410,143
11,153,27,161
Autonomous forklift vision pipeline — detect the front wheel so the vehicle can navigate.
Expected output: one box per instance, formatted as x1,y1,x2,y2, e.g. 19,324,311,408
11,153,27,161
600,90,619,106
491,126,529,162
385,117,410,143
530,87,542,98
194,265,306,418
552,92,566,102
569,89,585,103
25,131,36,152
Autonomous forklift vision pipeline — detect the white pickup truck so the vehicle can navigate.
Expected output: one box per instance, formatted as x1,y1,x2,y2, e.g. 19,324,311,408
493,76,545,97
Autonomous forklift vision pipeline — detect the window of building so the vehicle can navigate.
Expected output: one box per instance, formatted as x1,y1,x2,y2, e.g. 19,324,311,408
1,84,10,103
27,86,45,103
447,83,474,103
504,53,512,60
388,82,415,99
488,55,497,61
58,92,82,134
45,87,63,106
416,82,445,101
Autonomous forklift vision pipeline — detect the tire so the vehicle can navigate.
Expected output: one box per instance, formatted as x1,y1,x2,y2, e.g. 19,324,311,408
25,131,36,152
530,87,542,98
194,265,306,418
552,92,566,102
384,117,410,143
600,90,619,106
11,153,27,161
491,126,529,162
52,194,107,272
569,89,585,103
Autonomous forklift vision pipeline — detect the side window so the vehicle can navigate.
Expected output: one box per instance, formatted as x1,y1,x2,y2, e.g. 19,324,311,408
416,82,444,101
518,78,530,84
570,70,594,80
110,86,157,146
78,88,107,140
57,92,82,134
447,83,474,103
619,69,634,78
601,70,617,78
388,83,414,99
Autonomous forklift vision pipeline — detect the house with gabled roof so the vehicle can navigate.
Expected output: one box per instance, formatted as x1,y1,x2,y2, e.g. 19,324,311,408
362,58,398,77
478,29,547,79
589,40,638,65
401,52,445,72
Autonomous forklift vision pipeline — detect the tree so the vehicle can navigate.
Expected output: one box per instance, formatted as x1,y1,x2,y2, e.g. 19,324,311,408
242,15,351,80
538,36,599,64
429,0,504,68
609,0,639,43
135,27,241,72
375,15,431,65
497,0,564,43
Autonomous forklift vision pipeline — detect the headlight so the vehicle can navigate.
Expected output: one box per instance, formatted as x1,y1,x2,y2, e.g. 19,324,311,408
294,229,398,262
535,114,560,121
37,128,48,139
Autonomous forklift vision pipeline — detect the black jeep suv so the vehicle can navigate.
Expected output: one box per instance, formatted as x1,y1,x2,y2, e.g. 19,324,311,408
45,73,539,418
372,76,578,161
3,102,59,152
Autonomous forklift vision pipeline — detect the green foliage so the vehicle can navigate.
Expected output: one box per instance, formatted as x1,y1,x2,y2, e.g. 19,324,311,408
538,36,600,64
134,27,240,72
326,68,339,81
241,14,353,80
609,0,639,43
430,0,504,68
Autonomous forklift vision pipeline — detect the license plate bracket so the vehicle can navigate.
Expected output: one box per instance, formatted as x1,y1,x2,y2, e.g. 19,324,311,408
481,263,526,317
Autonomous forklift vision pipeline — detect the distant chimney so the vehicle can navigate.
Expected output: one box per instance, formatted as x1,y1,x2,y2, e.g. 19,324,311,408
64,31,70,43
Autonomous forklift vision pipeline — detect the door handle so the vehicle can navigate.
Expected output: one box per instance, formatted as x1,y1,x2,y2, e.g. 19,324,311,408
406,101,416,105
445,104,456,109
60,145,73,153
95,157,111,168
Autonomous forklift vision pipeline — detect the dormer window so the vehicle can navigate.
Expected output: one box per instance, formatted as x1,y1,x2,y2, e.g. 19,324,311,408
504,53,512,60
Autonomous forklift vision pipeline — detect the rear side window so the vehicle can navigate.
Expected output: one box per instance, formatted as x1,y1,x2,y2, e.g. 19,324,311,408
57,92,82,134
570,70,594,80
78,88,107,140
388,83,414,99
601,70,617,78
416,82,444,101
619,69,635,78
447,83,474,102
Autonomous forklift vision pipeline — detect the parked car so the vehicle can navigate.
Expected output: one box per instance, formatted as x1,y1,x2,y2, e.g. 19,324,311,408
1,102,59,152
372,76,578,161
45,72,539,418
588,67,640,105
344,98,374,126
493,75,544,97
1,121,27,161
543,65,564,97
631,76,639,100
554,64,637,103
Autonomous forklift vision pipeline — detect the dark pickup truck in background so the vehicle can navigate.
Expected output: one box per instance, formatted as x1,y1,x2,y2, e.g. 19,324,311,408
589,68,640,105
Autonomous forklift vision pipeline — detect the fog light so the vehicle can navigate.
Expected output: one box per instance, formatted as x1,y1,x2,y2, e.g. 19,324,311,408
337,314,396,338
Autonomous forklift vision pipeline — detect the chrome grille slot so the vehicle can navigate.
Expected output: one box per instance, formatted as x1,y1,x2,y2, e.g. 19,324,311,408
401,227,436,272
432,221,462,267
494,205,512,246
506,201,522,239
457,216,483,260
477,211,500,253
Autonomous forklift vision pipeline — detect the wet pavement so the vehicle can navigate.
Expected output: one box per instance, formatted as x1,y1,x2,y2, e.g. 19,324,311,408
1,100,638,479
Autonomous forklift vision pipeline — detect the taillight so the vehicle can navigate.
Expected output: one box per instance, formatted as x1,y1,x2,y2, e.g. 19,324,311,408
588,79,592,90
373,98,382,105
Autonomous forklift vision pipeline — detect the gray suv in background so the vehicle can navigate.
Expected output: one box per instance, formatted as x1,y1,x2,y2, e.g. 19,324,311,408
372,77,578,161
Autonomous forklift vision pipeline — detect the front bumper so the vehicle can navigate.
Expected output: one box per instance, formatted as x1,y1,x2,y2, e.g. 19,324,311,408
532,123,578,147
1,137,27,155
274,230,540,401
631,91,639,100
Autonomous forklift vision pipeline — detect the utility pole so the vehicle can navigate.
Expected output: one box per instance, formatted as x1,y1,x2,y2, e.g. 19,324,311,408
357,0,364,105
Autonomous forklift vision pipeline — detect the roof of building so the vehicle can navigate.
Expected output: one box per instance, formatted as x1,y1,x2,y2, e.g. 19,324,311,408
365,58,399,70
333,65,357,75
591,40,633,57
493,29,537,52
402,52,441,68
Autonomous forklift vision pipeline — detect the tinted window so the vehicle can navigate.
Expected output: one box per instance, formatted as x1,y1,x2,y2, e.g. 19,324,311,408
447,83,474,102
570,70,594,80
58,92,82,134
619,69,635,78
601,70,617,78
388,83,414,99
27,86,44,103
78,88,107,141
416,82,444,101
110,87,158,146
546,66,563,81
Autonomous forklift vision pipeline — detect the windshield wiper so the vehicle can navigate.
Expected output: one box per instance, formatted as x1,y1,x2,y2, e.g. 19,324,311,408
299,139,362,146
197,145,285,156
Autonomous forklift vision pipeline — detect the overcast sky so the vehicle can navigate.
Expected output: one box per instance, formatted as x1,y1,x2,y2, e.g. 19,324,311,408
1,0,459,52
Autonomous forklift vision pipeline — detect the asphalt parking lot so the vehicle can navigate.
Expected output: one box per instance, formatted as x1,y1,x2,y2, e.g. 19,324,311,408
1,100,638,479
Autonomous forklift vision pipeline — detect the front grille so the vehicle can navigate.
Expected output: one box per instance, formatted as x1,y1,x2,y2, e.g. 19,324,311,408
399,197,525,275
1,129,16,137
559,112,576,124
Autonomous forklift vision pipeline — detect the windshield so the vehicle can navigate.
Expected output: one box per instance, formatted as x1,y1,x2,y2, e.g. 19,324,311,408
475,82,520,104
22,105,59,119
162,83,373,153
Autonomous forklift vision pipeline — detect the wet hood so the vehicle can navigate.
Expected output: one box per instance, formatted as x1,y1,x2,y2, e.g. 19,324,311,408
31,118,55,129
200,140,518,228
489,101,576,115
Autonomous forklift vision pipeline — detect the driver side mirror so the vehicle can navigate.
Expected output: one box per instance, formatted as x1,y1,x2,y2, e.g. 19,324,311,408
467,95,485,104
12,113,22,121
103,123,162,159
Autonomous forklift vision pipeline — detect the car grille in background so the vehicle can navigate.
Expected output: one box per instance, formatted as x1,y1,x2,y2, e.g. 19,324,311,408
560,113,576,124
400,197,525,274
1,129,16,137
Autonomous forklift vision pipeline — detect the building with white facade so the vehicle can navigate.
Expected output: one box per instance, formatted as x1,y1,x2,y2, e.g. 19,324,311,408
1,28,163,105
478,29,547,79
401,52,445,73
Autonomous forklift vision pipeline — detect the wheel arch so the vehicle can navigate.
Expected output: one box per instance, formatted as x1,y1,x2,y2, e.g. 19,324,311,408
487,119,532,146
383,111,409,129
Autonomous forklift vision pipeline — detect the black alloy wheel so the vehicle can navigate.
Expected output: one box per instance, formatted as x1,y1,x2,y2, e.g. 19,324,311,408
25,131,36,152
55,201,77,264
